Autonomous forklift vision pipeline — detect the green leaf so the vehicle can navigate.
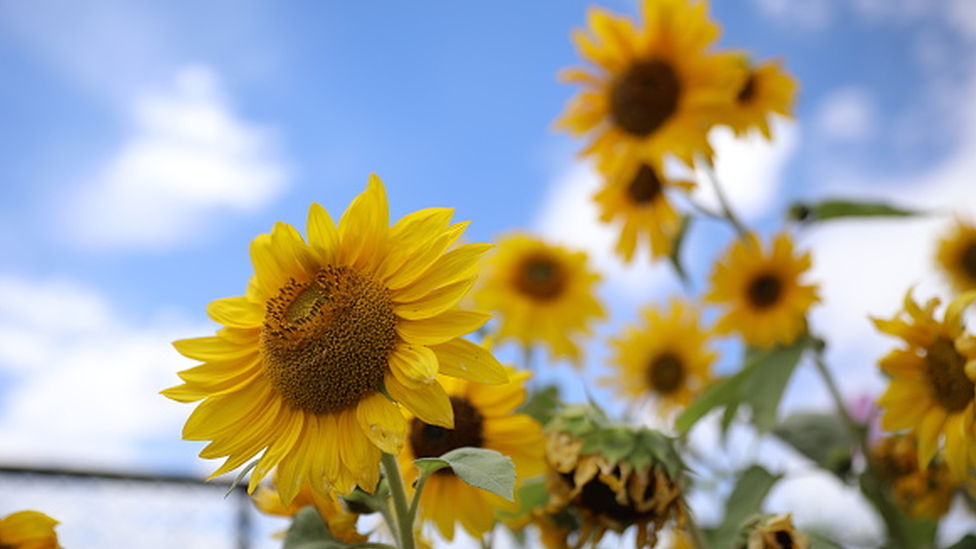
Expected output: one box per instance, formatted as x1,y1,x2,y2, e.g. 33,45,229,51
711,465,782,549
945,535,976,549
225,459,258,497
497,476,549,522
773,413,852,478
283,506,346,549
414,447,516,501
676,337,810,434
669,215,693,284
788,199,919,224
518,384,561,427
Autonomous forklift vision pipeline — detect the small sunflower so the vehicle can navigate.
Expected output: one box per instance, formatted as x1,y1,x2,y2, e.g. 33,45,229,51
163,175,508,503
253,477,367,544
474,234,606,364
740,513,809,549
556,0,744,168
399,368,546,541
935,218,976,293
716,57,797,140
602,298,717,416
705,232,819,348
594,158,694,263
544,405,687,549
870,434,958,520
873,289,976,479
0,511,61,549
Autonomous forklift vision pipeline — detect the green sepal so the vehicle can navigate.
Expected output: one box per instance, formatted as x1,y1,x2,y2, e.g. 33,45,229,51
518,384,562,428
414,447,516,501
282,506,347,549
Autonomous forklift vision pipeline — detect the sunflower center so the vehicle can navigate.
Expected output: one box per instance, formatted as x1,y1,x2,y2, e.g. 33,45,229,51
628,164,664,205
261,266,398,415
961,242,976,281
410,397,484,472
647,352,684,395
561,467,661,524
774,530,795,549
737,73,757,104
610,60,681,137
748,273,783,309
514,254,566,301
924,336,975,413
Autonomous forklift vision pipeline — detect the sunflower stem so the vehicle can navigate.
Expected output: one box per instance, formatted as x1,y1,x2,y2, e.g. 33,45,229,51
700,160,749,239
811,346,915,549
382,452,416,549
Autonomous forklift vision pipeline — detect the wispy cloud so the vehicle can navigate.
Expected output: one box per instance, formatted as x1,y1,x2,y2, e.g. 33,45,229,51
812,87,879,144
62,65,289,251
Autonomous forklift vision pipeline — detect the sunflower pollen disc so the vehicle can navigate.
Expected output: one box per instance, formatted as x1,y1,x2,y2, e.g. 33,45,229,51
774,530,796,549
925,336,975,413
410,396,484,465
748,273,783,309
610,60,681,137
737,73,757,104
647,352,684,395
961,243,976,281
514,253,567,301
628,165,664,205
261,265,398,415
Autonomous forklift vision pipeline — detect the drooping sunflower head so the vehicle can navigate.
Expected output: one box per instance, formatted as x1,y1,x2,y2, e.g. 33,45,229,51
594,157,695,263
556,0,745,167
935,218,976,293
873,289,976,479
399,368,547,541
252,474,367,545
705,232,819,349
715,56,797,140
163,174,508,503
474,233,606,365
869,434,959,520
602,298,717,416
543,405,687,549
0,511,62,549
738,513,809,549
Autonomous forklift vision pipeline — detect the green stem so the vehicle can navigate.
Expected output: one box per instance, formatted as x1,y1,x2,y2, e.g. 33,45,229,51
381,452,416,549
348,543,400,549
701,160,749,239
407,473,429,531
811,348,915,549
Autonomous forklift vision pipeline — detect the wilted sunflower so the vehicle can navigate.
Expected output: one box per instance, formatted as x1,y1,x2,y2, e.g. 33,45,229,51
738,513,809,549
873,289,976,479
474,234,606,364
163,175,508,503
935,219,976,293
556,0,744,168
602,298,716,416
705,232,819,348
399,368,546,541
544,405,687,549
715,57,797,140
870,434,958,520
253,476,367,544
594,158,694,263
0,511,61,549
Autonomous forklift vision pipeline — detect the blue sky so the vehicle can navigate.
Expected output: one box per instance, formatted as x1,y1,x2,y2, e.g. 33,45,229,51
2,0,976,546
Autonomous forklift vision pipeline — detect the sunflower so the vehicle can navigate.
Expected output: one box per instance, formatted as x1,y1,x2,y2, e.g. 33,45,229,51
740,514,809,549
935,218,976,293
869,434,958,520
602,298,717,416
252,474,367,544
0,511,61,549
474,234,606,365
705,232,819,349
555,0,744,169
873,289,976,479
399,368,546,541
162,174,508,503
594,157,694,263
715,57,797,140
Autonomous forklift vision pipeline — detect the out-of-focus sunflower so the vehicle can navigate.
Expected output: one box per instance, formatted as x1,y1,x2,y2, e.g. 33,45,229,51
544,405,687,549
253,476,367,544
705,232,819,348
399,368,546,541
873,289,976,479
474,234,605,365
556,0,744,168
715,57,797,140
935,219,976,293
163,175,508,503
594,158,694,263
870,434,959,520
739,513,809,549
602,298,716,416
0,511,62,549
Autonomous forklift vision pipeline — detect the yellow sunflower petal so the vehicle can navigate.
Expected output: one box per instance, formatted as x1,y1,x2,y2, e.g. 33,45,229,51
397,310,492,346
389,344,439,388
386,376,454,429
357,391,407,455
429,338,508,385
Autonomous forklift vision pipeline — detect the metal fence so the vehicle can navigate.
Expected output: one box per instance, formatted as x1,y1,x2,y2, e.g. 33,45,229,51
0,465,287,549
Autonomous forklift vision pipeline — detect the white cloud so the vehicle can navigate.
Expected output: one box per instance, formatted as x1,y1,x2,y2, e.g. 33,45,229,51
946,0,976,41
750,0,833,30
63,65,289,251
0,275,209,472
812,88,879,144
